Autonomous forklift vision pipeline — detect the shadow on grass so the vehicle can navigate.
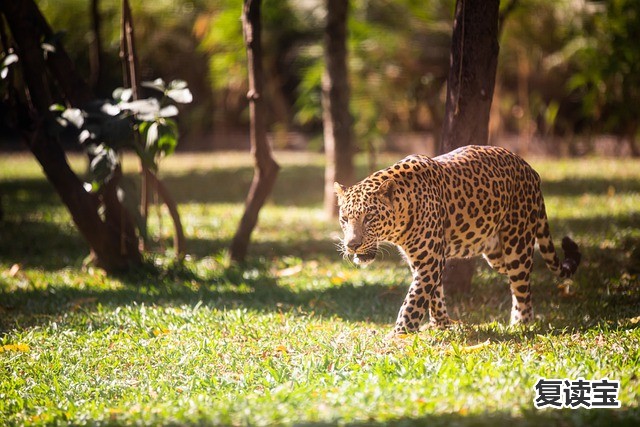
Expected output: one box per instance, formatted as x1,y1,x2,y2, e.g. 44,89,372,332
0,259,403,334
0,219,88,269
0,221,341,270
541,176,640,197
2,234,638,340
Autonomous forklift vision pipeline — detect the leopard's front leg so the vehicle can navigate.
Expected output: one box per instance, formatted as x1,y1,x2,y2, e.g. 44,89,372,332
392,254,450,334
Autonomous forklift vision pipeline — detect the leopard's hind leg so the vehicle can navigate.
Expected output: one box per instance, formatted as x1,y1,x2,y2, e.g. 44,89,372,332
500,226,536,325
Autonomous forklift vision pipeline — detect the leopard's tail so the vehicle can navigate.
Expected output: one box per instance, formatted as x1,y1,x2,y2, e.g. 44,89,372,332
536,201,581,279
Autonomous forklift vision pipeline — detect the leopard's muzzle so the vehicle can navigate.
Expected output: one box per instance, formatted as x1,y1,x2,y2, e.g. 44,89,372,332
352,249,377,267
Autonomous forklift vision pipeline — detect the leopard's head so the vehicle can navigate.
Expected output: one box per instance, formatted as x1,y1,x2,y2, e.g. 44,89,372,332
334,178,396,267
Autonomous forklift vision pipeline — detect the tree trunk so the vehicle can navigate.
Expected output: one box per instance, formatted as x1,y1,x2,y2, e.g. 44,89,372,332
439,0,500,294
230,0,280,263
146,170,186,258
23,0,93,105
0,0,141,272
119,0,148,252
323,0,354,218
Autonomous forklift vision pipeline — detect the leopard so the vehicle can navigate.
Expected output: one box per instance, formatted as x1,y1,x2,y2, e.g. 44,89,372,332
334,145,581,335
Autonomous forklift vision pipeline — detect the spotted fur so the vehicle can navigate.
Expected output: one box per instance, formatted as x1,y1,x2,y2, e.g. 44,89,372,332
335,145,581,335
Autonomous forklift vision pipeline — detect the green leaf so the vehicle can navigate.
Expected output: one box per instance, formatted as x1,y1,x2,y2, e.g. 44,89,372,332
89,145,118,184
158,105,179,118
78,129,93,144
157,132,177,157
2,53,18,67
567,73,589,92
100,102,121,116
141,78,166,93
166,88,193,104
138,120,151,136
121,98,160,120
544,101,560,128
168,79,188,90
1,53,17,79
61,108,84,128
112,87,133,102
162,118,179,134
146,121,159,149
49,104,66,112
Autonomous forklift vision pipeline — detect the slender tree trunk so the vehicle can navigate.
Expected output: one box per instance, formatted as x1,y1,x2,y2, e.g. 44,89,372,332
323,0,354,218
119,0,185,258
0,0,141,272
119,0,148,252
230,0,280,263
439,0,500,294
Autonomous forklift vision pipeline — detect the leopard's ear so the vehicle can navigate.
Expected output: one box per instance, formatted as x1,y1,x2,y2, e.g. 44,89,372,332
376,178,395,207
334,182,346,206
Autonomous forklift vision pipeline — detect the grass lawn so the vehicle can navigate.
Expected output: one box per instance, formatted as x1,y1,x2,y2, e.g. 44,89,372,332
0,151,639,426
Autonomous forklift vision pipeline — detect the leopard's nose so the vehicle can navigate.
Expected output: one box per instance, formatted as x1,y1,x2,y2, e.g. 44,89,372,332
346,239,362,251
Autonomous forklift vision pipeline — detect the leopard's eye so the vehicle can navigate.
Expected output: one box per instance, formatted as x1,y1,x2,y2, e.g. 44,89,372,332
339,215,348,224
363,213,374,224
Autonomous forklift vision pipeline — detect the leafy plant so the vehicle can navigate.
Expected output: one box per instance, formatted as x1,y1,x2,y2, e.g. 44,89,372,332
51,79,193,191
0,51,18,80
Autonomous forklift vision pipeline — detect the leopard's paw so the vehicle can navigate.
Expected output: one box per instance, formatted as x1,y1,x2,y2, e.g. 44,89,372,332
424,317,456,330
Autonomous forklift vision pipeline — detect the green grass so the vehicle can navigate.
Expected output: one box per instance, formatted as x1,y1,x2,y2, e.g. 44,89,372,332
0,152,639,426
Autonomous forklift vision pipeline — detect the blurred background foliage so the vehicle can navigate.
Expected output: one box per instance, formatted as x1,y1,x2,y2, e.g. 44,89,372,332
32,0,639,155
